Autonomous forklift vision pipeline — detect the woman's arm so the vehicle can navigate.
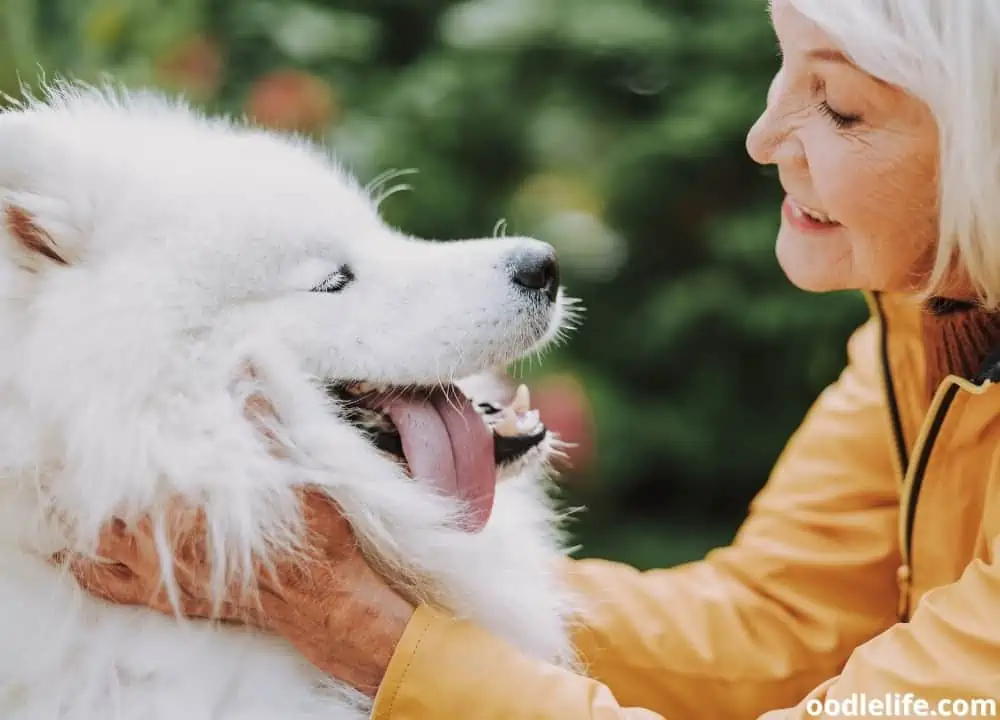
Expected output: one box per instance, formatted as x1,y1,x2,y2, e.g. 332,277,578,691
761,527,1000,718
365,317,904,719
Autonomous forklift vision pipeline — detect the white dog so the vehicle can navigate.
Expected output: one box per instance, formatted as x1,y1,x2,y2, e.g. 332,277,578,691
0,81,584,719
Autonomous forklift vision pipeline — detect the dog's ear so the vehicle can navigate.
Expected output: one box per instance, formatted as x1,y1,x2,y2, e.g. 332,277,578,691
2,203,71,273
0,112,83,274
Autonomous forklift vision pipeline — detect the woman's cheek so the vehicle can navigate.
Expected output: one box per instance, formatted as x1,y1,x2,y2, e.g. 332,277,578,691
801,135,858,216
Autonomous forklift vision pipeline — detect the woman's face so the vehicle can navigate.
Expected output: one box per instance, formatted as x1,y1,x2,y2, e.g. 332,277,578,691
746,0,942,295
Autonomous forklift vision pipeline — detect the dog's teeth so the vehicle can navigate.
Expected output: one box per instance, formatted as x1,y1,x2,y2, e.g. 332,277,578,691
512,384,531,414
494,408,519,437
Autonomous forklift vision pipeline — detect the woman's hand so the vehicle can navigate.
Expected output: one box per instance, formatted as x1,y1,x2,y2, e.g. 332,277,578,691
56,487,416,697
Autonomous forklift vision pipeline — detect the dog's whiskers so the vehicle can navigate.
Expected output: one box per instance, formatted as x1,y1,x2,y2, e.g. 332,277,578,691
440,381,466,423
366,168,419,210
365,168,413,196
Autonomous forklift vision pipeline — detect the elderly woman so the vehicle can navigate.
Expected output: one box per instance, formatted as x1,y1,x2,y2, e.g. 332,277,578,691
70,0,1000,717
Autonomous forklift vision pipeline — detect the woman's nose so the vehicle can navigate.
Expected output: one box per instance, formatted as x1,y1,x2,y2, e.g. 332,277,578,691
745,70,802,168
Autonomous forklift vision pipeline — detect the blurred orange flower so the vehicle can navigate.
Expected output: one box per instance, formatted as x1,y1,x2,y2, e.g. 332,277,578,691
156,35,223,103
531,372,595,478
245,70,339,136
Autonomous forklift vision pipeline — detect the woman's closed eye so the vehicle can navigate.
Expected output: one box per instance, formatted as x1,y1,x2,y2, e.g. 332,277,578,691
817,100,863,128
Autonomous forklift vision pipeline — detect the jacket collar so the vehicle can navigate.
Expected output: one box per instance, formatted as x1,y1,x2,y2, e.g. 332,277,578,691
923,297,1000,383
865,290,1000,389
864,290,1000,472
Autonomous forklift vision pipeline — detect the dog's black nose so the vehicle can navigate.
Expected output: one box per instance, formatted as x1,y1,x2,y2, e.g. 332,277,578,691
509,243,560,302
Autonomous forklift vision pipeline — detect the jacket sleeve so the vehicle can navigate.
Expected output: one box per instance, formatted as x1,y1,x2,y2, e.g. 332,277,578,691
760,528,1000,719
371,317,903,720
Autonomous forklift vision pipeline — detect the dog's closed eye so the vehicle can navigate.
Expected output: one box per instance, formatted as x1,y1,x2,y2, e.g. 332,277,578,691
311,266,355,294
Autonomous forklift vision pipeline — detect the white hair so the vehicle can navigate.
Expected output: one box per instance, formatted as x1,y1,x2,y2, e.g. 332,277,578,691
788,0,1000,308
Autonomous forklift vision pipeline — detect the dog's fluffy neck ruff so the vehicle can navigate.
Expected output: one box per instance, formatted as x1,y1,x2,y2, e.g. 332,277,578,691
0,82,580,719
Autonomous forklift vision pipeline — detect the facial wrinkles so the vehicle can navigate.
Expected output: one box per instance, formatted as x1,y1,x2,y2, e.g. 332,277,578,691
866,144,928,214
852,93,938,220
835,126,937,288
755,0,947,295
790,74,917,211
757,71,813,170
773,69,814,128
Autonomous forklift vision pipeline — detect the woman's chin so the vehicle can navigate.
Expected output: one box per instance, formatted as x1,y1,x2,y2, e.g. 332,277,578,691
775,226,855,293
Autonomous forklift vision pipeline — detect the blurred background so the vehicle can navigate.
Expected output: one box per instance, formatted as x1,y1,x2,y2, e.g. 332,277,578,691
1,0,869,570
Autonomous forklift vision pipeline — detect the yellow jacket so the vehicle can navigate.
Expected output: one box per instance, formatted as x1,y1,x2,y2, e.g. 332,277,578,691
372,291,1000,719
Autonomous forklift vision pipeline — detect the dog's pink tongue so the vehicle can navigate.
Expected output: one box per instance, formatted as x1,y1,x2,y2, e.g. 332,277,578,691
375,390,496,532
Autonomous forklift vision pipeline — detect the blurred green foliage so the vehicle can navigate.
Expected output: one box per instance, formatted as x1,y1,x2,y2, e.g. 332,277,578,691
1,0,869,570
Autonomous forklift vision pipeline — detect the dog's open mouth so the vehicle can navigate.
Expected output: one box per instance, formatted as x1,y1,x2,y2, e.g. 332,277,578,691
324,380,547,525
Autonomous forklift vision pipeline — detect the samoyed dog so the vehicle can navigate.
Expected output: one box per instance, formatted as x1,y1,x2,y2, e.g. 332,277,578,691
0,81,583,719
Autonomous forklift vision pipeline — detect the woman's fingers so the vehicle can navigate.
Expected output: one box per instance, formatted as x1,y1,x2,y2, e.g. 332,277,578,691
63,550,244,620
54,486,359,629
93,517,145,568
48,516,150,606
65,554,144,606
297,486,357,557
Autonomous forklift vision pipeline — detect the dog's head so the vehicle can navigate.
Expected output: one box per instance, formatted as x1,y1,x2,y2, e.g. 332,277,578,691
0,82,579,549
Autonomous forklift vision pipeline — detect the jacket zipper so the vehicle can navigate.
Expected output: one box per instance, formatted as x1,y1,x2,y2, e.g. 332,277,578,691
869,292,916,617
869,292,961,620
895,382,959,620
870,293,909,481
865,292,983,619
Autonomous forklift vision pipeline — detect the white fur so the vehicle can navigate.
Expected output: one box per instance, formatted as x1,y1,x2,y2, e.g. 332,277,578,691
0,80,582,719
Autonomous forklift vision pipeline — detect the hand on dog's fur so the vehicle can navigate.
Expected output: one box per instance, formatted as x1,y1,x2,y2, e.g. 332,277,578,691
58,503,251,624
58,487,415,697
